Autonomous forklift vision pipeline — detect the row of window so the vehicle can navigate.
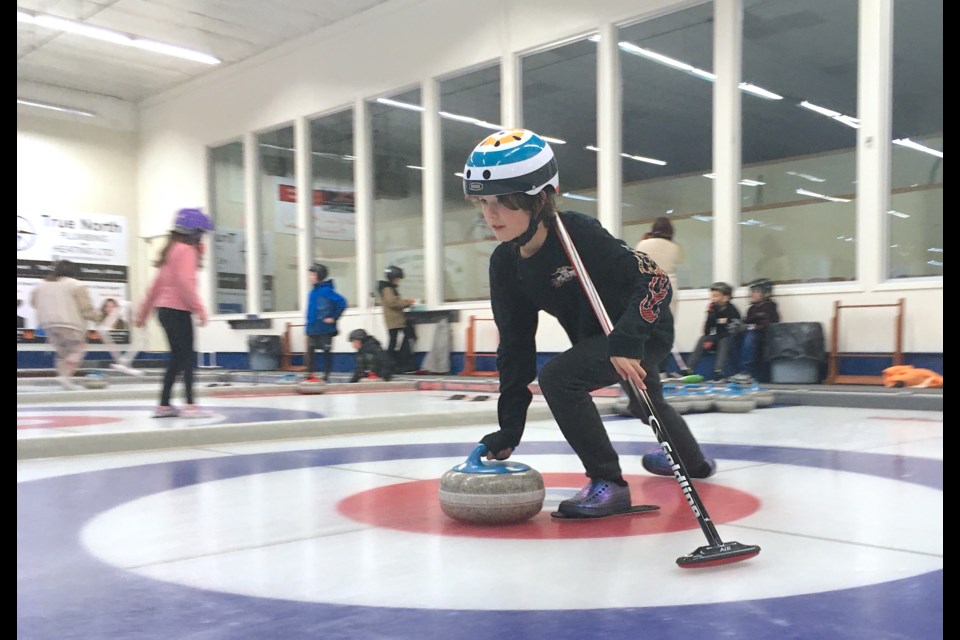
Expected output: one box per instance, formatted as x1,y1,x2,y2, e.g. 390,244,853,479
208,0,942,314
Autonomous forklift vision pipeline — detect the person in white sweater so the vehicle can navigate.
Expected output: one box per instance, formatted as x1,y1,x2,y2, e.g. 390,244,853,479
635,217,684,372
30,260,100,389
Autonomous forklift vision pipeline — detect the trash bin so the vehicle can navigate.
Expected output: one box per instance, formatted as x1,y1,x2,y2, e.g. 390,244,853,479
248,335,282,371
764,322,826,383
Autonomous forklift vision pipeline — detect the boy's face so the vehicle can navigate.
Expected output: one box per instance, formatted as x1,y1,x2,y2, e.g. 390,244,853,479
476,195,531,243
308,271,318,285
710,290,728,305
351,339,362,350
750,289,763,302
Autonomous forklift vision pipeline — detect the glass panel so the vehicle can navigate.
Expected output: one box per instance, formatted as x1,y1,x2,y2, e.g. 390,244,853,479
256,124,297,312
440,64,501,302
208,140,246,314
522,38,598,218
371,88,424,302
889,0,942,279
619,3,714,290
309,109,357,306
740,0,859,285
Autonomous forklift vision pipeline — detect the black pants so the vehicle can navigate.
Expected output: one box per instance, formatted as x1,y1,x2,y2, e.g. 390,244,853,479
157,308,195,406
387,324,415,372
306,334,333,380
538,333,710,481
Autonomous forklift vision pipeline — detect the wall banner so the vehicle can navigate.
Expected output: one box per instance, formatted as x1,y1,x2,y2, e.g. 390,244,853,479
17,212,130,344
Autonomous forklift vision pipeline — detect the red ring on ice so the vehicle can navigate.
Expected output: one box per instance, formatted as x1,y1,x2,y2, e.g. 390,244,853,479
338,472,760,539
17,415,125,430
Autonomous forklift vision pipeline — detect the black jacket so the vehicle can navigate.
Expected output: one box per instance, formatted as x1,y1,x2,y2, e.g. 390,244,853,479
744,299,780,332
702,301,742,339
351,335,392,382
490,211,674,441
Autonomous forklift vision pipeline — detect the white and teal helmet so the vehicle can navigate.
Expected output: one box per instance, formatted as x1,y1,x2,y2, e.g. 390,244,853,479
463,129,559,197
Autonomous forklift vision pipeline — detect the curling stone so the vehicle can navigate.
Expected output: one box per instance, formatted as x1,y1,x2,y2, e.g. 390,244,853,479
439,444,545,525
684,384,715,412
297,379,327,394
662,384,693,415
748,383,775,408
83,371,110,389
714,384,757,413
665,392,693,414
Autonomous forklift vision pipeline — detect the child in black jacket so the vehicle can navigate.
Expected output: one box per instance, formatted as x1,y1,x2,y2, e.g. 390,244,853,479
682,282,742,380
348,329,393,382
735,278,780,381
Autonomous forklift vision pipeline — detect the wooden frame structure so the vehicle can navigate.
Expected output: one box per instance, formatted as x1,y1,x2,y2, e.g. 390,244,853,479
461,316,499,377
280,321,306,371
826,298,904,385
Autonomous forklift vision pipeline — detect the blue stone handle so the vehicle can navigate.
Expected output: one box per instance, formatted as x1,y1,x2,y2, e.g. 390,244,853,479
451,444,532,474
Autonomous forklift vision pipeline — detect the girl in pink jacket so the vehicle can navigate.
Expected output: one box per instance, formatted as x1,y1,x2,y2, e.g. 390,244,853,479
136,208,213,418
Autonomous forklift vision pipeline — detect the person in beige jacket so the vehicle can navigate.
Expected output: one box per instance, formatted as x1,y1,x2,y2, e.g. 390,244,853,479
635,217,685,373
30,260,100,389
378,265,416,372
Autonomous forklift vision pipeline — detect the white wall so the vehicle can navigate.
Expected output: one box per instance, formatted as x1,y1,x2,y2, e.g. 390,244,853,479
19,0,943,360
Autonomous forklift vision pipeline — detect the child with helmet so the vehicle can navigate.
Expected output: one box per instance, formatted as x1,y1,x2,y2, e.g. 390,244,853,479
347,328,392,382
733,278,780,382
377,265,416,373
463,129,716,518
135,208,214,418
681,281,742,382
304,263,347,382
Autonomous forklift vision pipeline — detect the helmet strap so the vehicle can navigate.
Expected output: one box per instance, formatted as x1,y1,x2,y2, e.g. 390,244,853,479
511,192,551,249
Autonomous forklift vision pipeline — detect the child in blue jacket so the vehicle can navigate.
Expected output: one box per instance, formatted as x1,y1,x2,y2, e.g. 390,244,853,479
305,263,347,382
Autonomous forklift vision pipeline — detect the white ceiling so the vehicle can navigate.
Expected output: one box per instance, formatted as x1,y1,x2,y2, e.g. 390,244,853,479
17,0,394,104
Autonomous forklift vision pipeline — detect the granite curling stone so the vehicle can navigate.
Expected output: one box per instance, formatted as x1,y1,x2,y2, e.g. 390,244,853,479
439,444,545,525
297,380,327,394
82,371,110,389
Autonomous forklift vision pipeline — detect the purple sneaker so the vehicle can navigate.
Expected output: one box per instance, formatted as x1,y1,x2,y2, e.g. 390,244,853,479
557,479,632,517
642,449,716,479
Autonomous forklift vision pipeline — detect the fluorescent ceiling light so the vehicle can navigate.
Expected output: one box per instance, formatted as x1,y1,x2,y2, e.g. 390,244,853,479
585,145,666,166
738,83,783,100
540,135,567,145
691,215,713,222
376,97,423,112
893,138,943,159
18,10,220,64
887,210,910,219
796,188,851,203
439,111,480,124
799,101,860,129
406,165,424,171
702,173,766,187
561,193,597,202
621,153,666,166
619,42,781,100
787,171,826,183
379,101,505,133
17,98,94,117
619,42,694,72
